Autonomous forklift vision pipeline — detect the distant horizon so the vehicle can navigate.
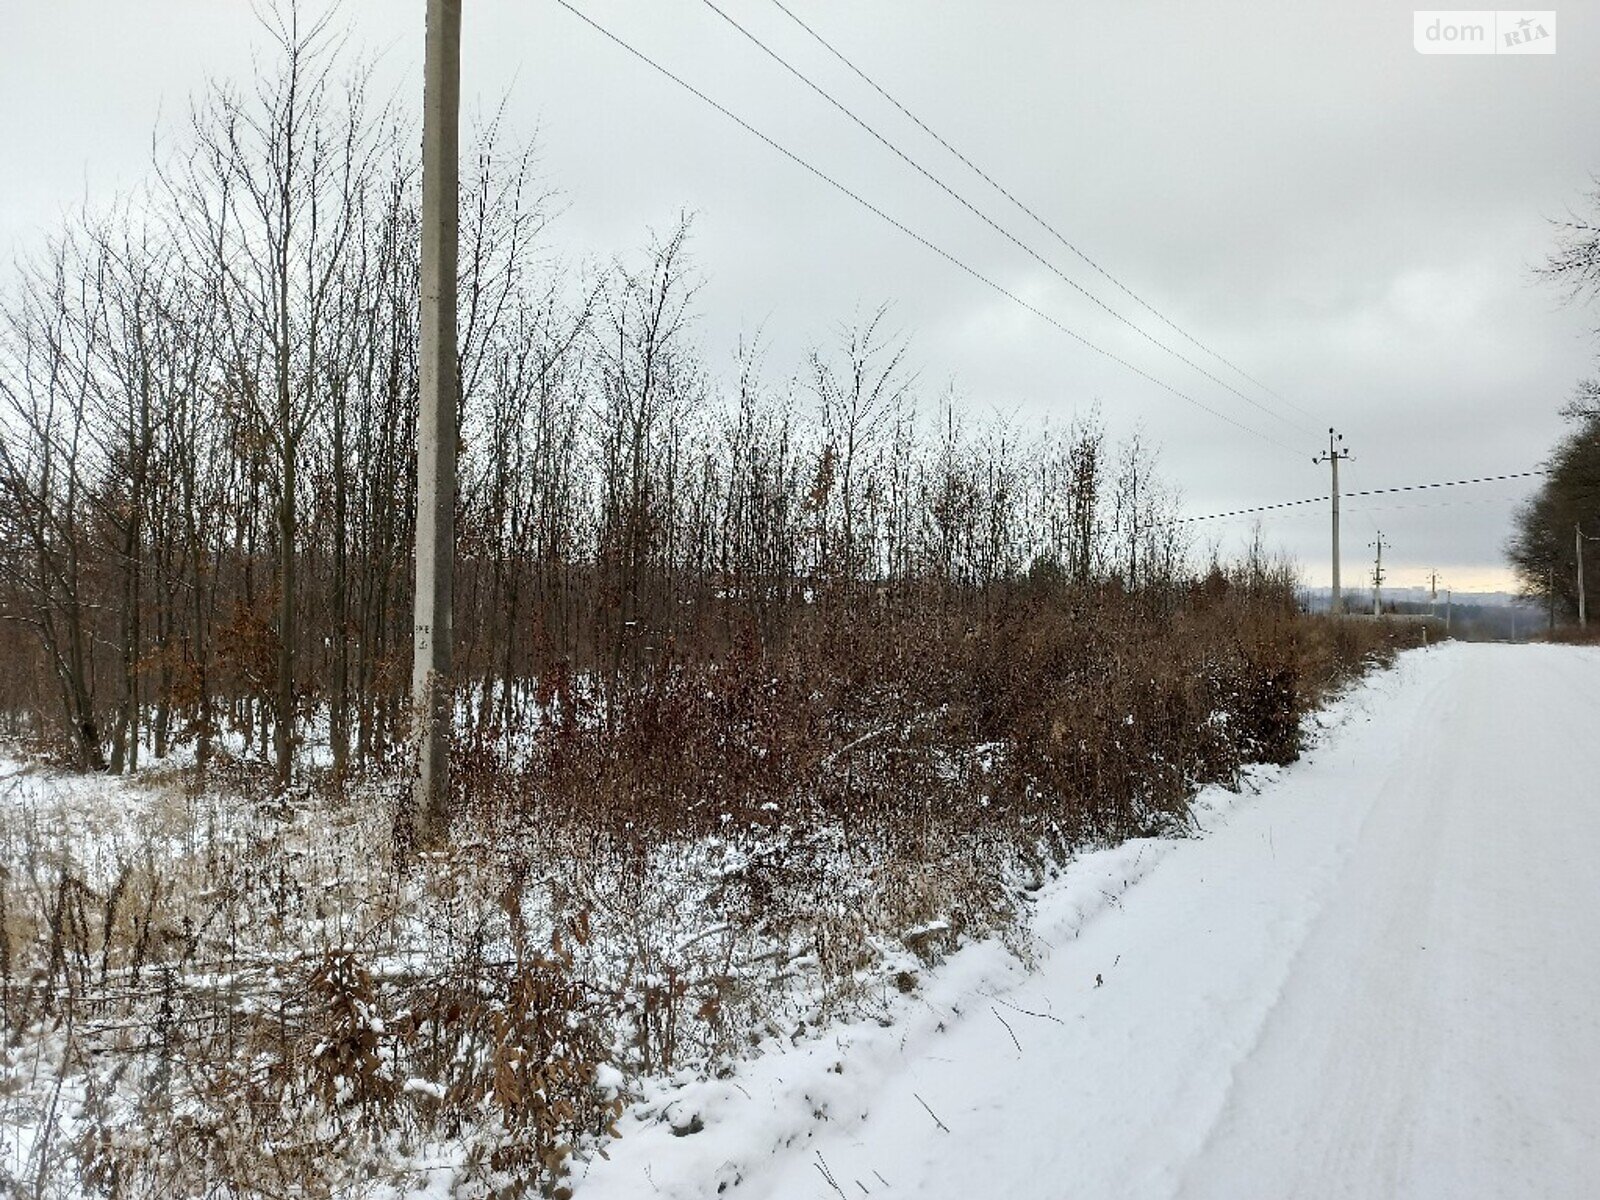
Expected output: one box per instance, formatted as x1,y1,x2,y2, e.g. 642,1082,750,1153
1298,580,1530,604
1295,566,1525,596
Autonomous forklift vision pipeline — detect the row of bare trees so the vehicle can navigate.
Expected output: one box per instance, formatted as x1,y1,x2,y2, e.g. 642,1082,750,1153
0,16,1184,783
1508,178,1600,618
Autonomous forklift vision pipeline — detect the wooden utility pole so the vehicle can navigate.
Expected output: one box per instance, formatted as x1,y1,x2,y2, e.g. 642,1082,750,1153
1313,429,1352,614
412,0,462,842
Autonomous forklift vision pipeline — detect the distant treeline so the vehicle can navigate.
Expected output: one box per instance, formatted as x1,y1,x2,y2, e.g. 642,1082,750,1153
1507,387,1600,625
1510,174,1600,626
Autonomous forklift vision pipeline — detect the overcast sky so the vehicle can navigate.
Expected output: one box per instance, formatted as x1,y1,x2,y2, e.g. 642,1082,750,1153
5,1,1598,591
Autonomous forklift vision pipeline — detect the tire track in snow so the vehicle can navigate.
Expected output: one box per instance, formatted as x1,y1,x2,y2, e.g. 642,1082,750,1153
1171,652,1463,1196
1173,644,1600,1200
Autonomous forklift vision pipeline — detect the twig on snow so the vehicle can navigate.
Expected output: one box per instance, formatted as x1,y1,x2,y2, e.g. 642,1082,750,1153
979,990,1064,1026
913,1092,950,1133
814,1152,849,1199
991,1006,1022,1053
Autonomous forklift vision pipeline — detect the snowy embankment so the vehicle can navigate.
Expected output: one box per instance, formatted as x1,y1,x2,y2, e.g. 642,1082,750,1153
572,643,1600,1200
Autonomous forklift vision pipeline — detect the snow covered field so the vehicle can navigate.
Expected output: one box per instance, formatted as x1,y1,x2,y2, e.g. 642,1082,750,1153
574,642,1600,1199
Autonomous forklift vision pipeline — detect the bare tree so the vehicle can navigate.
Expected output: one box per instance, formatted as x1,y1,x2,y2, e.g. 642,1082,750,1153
809,305,909,588
170,5,380,787
0,239,109,769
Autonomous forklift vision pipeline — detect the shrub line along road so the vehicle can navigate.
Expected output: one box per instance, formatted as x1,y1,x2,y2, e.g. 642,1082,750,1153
578,643,1600,1199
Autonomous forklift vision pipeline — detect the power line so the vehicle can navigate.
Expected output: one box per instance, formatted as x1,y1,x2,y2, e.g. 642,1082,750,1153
1209,494,1534,524
1174,468,1549,525
1344,469,1550,500
1345,495,1538,516
762,0,1318,426
696,0,1318,444
551,0,1304,456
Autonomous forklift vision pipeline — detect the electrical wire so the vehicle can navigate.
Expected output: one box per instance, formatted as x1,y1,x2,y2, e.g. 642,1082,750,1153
1173,468,1549,525
551,0,1305,456
762,0,1318,425
697,0,1318,444
1199,494,1526,525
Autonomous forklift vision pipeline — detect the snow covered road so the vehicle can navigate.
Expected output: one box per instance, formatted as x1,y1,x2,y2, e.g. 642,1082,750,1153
576,643,1600,1199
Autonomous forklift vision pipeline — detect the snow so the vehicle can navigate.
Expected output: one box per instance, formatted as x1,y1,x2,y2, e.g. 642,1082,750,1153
573,643,1600,1199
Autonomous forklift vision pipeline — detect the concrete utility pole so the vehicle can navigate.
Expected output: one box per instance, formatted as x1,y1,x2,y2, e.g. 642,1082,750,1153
1578,524,1589,631
1445,588,1452,634
411,0,462,842
1547,562,1555,635
1369,531,1388,616
1313,429,1352,614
